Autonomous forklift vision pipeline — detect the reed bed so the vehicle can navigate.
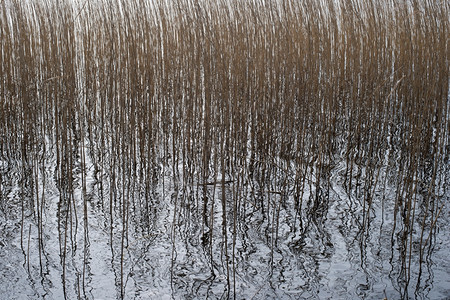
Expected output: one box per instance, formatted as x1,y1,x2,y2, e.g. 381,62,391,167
0,0,448,298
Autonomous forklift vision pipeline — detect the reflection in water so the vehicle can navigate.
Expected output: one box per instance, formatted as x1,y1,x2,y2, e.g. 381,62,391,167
1,126,449,299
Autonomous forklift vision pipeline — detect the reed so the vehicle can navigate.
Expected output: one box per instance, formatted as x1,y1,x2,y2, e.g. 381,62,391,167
0,0,448,298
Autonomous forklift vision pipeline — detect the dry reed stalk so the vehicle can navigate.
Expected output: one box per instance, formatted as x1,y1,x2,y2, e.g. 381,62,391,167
0,0,448,298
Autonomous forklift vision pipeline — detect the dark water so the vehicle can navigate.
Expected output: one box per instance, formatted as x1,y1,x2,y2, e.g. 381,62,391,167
0,134,449,300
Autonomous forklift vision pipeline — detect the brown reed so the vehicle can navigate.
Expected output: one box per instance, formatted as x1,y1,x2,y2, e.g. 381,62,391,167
0,0,448,298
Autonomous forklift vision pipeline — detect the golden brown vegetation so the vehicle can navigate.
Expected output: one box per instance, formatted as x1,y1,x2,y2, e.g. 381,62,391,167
0,0,448,298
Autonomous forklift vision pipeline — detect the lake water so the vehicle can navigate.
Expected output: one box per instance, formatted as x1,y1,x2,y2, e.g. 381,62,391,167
0,133,448,299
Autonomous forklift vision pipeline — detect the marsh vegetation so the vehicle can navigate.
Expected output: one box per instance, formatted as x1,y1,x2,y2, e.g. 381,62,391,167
0,0,449,298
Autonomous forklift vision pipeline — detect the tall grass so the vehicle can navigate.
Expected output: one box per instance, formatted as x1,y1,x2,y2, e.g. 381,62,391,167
0,0,448,298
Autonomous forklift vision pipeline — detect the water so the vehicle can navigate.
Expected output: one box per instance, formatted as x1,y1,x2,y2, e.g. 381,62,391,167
0,135,449,300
